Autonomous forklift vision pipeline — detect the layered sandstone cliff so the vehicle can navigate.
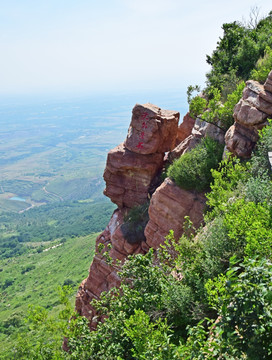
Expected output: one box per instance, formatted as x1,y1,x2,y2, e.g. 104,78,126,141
76,71,272,327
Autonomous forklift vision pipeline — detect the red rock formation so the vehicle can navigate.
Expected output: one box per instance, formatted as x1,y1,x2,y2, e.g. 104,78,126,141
144,178,206,249
76,103,180,327
103,143,164,208
168,135,201,162
124,103,180,154
76,73,272,330
225,122,259,158
264,70,272,93
225,77,272,158
75,209,145,329
176,112,195,145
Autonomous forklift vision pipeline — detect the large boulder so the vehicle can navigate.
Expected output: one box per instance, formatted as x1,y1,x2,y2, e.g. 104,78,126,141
234,80,272,127
103,143,164,208
124,103,180,154
225,122,259,158
144,178,206,249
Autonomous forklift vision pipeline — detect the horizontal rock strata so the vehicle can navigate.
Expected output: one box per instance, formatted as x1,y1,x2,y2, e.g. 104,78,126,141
226,73,272,157
145,178,206,249
103,143,164,208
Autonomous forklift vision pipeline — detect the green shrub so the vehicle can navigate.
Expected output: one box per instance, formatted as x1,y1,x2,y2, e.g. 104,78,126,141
167,137,224,192
121,202,149,244
206,156,250,220
223,198,272,259
250,120,272,177
189,82,245,131
245,174,272,205
251,46,272,82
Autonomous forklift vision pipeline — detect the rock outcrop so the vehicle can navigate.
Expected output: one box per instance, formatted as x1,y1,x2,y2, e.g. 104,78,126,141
225,72,272,157
103,144,164,208
145,178,206,249
124,103,179,155
175,112,195,145
76,72,272,330
76,103,180,326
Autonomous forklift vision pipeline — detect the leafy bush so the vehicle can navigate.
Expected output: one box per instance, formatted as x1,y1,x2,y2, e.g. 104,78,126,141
205,12,272,92
189,82,245,131
245,174,272,204
21,264,35,274
251,46,272,82
206,156,250,220
121,202,149,244
167,137,224,192
223,198,272,259
177,258,272,359
250,120,272,177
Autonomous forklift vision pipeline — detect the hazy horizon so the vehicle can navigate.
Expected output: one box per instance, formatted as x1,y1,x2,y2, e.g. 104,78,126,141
1,1,272,97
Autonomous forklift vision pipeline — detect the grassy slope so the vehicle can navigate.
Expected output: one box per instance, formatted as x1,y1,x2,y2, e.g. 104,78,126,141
0,233,97,355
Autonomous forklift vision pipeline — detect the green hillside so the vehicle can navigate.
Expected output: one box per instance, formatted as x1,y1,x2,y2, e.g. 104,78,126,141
0,233,97,357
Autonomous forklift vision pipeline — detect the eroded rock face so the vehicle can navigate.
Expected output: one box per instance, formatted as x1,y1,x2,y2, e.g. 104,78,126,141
225,122,259,158
144,178,206,249
176,112,195,145
75,209,144,329
103,143,164,208
124,103,180,154
226,77,272,157
168,135,201,162
76,103,180,329
264,70,272,93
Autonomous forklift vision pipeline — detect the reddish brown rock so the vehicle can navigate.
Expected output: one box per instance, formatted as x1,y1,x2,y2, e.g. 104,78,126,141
75,209,144,329
192,118,225,143
264,70,272,93
234,80,272,128
225,122,258,158
124,103,180,155
176,112,195,145
103,143,164,208
228,75,272,158
145,178,206,249
242,80,272,115
168,135,201,162
234,99,267,126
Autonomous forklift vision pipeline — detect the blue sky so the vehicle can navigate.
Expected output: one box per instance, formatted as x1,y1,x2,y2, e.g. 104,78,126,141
0,0,271,96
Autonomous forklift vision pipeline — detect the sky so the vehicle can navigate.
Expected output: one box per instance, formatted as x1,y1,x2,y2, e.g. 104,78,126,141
0,0,272,97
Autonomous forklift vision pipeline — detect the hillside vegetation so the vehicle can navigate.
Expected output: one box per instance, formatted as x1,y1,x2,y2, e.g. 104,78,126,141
0,233,97,358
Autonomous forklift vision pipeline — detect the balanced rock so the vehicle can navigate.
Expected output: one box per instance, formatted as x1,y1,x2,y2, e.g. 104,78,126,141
124,103,180,155
103,143,164,208
144,178,206,249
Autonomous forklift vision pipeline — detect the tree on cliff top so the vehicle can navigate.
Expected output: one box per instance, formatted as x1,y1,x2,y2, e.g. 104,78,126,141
206,10,272,93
